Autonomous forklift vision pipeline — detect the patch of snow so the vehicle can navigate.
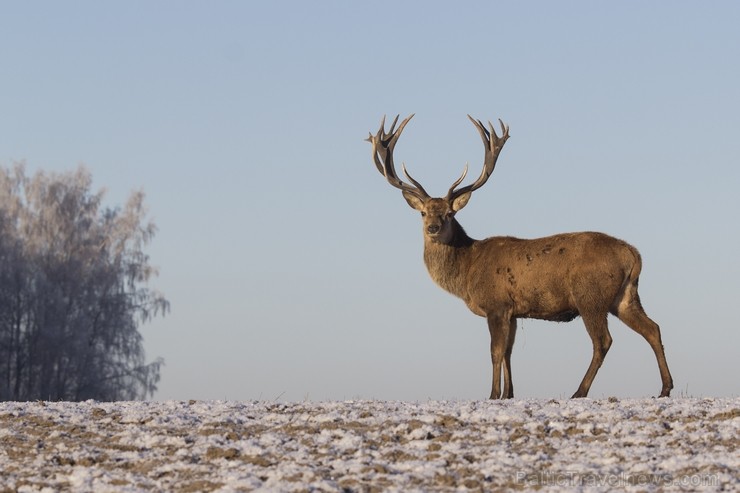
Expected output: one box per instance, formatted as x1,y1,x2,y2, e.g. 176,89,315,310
0,398,737,491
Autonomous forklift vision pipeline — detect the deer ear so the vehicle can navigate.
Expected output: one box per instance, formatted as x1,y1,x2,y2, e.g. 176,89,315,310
451,192,472,211
402,191,425,211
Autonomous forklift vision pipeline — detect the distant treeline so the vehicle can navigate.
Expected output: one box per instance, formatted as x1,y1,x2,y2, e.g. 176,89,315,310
0,164,168,401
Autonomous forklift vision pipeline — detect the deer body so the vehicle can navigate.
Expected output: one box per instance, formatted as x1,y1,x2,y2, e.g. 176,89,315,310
424,227,635,320
368,114,673,399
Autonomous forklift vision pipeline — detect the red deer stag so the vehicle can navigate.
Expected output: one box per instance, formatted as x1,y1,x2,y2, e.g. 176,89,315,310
367,114,673,399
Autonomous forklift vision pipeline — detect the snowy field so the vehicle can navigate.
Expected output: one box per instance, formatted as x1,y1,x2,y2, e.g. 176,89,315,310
0,398,737,492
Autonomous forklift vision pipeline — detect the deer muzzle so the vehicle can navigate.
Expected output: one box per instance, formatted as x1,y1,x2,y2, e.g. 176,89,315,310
427,224,441,235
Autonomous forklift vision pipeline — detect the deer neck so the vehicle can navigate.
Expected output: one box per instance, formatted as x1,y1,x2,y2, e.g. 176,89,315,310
422,219,475,298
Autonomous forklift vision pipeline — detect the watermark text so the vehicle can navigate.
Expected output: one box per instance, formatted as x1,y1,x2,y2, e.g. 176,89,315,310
515,471,719,488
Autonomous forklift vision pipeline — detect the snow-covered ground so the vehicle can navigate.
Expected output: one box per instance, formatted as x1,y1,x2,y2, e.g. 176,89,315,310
0,398,737,492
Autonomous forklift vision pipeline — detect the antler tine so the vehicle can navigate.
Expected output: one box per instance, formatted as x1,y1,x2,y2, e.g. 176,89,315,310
498,118,510,139
387,114,399,135
448,115,510,199
445,163,469,199
367,113,429,199
401,163,430,197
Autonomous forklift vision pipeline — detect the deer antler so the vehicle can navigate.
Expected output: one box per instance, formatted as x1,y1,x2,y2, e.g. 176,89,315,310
447,115,509,200
367,114,430,199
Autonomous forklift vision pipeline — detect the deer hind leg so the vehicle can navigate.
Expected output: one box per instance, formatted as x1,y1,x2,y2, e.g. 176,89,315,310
614,285,674,397
572,312,612,398
487,313,513,399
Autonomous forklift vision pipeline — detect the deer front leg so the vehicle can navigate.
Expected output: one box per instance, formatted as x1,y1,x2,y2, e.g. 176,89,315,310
487,313,513,399
502,319,517,399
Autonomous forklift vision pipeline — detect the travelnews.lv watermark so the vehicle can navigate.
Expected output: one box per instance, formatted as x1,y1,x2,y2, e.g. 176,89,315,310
515,471,719,488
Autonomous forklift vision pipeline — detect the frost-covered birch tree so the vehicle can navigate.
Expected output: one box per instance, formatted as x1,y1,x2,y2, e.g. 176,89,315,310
0,164,169,401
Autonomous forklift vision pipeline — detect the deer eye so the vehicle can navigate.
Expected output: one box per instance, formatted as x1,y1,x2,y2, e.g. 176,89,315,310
420,211,427,217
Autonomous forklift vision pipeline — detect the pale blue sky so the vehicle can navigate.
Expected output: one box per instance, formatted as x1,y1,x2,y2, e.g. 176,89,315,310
2,2,738,401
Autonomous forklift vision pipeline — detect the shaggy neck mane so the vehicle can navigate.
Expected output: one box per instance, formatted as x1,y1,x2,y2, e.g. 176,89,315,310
423,219,476,298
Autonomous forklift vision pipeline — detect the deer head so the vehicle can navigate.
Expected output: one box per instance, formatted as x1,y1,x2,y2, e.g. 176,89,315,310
366,114,509,243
